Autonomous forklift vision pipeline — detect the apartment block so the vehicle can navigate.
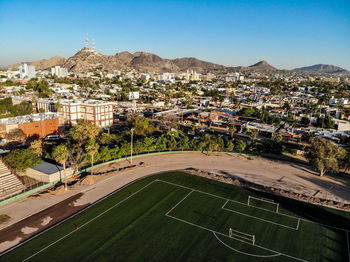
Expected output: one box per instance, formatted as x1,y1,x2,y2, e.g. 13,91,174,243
19,63,36,79
59,100,116,128
51,66,68,78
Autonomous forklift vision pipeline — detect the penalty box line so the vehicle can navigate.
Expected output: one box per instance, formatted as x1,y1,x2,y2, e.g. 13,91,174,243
156,179,350,233
158,179,300,230
165,191,307,262
222,200,300,230
21,180,158,262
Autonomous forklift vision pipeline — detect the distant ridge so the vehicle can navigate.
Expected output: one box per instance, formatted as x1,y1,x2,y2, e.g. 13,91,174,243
8,56,66,70
62,48,227,73
293,64,349,74
7,48,347,75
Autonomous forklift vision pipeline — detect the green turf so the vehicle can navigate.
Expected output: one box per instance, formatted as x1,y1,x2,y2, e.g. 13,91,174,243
0,171,349,262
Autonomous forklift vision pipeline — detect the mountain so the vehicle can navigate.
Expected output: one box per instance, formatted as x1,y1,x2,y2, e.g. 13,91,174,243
8,56,66,70
62,48,227,73
7,48,278,73
248,60,277,71
293,64,349,74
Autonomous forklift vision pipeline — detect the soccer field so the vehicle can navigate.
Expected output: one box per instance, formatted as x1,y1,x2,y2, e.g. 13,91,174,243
1,171,350,262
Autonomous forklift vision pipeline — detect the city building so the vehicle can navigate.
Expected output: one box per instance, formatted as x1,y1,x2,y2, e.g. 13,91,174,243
0,113,59,142
59,100,116,128
185,70,200,81
51,66,68,78
18,63,36,79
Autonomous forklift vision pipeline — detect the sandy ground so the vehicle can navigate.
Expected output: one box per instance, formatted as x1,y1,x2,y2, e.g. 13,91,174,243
0,152,350,253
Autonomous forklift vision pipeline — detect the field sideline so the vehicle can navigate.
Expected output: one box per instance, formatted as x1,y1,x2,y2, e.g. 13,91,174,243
0,171,349,262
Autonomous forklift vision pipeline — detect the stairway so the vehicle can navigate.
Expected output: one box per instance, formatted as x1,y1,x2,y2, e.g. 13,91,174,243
0,158,25,200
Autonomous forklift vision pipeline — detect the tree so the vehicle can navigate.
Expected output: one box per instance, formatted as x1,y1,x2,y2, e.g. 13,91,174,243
85,140,100,175
248,129,258,140
127,114,155,137
306,137,346,176
4,149,42,173
5,128,26,142
226,141,234,151
274,132,283,143
69,121,101,144
235,140,246,152
52,144,70,190
29,140,43,156
228,125,237,138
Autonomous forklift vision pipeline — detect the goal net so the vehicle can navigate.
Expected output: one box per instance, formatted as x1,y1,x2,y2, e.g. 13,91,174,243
247,196,279,213
229,228,255,245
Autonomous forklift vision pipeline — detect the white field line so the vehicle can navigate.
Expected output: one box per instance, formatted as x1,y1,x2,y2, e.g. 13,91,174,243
164,182,308,262
229,232,254,243
165,190,194,216
222,201,299,230
346,231,350,262
229,234,253,243
166,211,307,261
21,180,157,262
156,179,350,232
0,167,128,231
248,196,279,213
296,218,301,230
213,232,281,258
249,195,277,204
229,228,254,237
157,179,298,220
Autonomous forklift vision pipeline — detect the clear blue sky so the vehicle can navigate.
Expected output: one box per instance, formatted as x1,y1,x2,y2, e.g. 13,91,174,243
0,0,349,69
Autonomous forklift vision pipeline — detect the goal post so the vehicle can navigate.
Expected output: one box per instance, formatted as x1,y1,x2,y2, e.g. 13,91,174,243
229,228,255,245
247,195,279,213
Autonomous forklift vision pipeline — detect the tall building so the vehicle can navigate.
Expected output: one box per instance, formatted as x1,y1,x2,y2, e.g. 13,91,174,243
59,100,116,128
51,66,68,78
185,70,200,81
19,63,36,79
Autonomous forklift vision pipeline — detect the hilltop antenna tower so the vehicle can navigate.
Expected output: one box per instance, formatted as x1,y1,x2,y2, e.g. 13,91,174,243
86,31,89,48
92,37,96,51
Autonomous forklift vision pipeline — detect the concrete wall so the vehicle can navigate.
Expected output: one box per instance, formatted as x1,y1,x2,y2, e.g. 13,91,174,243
25,166,75,183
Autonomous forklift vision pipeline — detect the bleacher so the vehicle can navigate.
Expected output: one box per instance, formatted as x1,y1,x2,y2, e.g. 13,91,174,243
0,158,25,200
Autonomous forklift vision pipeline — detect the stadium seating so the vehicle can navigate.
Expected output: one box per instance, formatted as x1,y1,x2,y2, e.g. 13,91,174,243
0,158,25,200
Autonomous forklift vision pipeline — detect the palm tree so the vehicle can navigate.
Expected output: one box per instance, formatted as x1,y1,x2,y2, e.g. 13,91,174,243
228,125,237,138
52,144,70,190
248,129,259,141
85,140,99,175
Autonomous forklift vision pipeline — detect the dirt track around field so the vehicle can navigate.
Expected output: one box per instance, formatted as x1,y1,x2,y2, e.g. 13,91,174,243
0,193,87,251
1,152,350,253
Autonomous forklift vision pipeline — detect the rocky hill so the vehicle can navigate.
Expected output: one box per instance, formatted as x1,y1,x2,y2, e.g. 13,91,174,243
62,48,227,73
248,60,277,71
293,64,349,74
8,56,66,70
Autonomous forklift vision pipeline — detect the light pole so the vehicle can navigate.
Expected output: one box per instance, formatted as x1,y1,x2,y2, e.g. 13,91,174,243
130,128,134,164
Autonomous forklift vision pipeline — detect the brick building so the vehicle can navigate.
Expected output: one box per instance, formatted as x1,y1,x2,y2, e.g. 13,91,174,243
0,113,59,142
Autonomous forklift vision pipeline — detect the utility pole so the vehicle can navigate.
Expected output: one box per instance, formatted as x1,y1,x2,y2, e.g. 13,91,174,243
130,128,134,164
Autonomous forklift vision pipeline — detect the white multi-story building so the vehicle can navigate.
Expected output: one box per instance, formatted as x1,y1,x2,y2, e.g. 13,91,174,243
59,100,117,128
19,63,36,79
185,70,200,81
51,66,68,78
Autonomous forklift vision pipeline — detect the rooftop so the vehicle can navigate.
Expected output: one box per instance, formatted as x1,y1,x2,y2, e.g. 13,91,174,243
0,112,58,125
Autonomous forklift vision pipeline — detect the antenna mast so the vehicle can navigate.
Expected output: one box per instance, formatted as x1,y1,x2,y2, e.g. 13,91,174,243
92,37,96,51
86,31,89,48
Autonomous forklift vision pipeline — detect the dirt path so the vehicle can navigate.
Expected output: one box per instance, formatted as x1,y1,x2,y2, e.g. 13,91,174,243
0,152,349,253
